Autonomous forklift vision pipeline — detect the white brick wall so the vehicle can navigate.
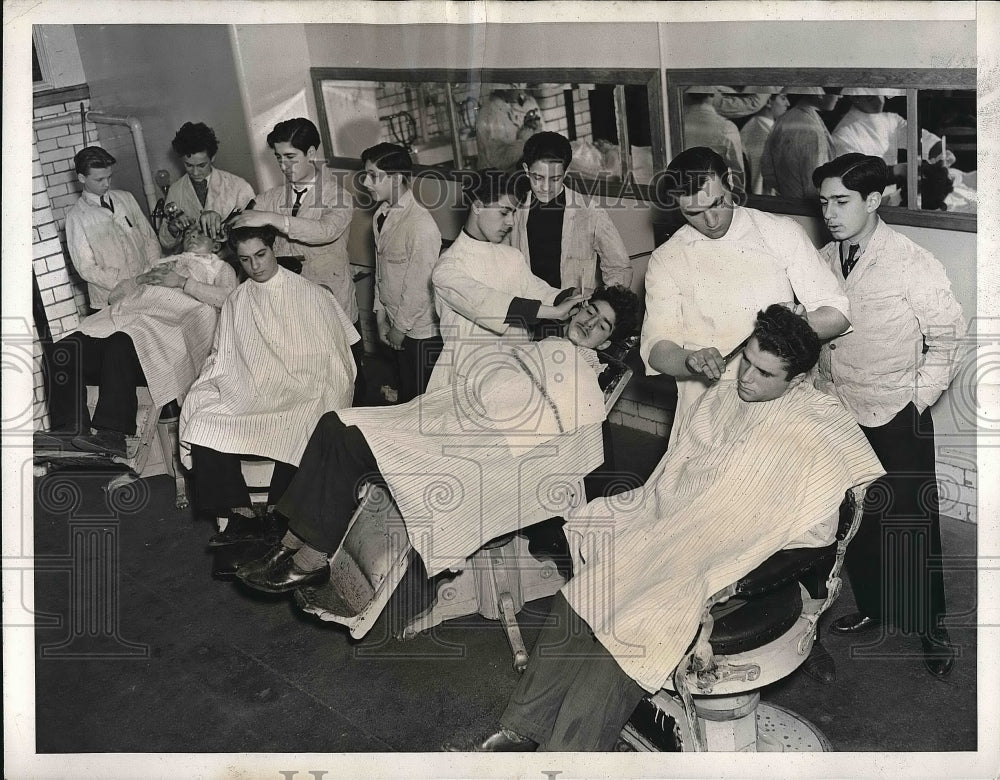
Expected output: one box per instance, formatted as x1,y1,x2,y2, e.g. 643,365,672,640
31,93,95,428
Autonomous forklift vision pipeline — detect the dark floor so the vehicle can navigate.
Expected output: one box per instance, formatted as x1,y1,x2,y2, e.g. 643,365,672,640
31,430,977,757
30,353,978,757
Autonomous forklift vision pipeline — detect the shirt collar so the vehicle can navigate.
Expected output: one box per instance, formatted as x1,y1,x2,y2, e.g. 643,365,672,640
81,190,105,205
845,215,880,256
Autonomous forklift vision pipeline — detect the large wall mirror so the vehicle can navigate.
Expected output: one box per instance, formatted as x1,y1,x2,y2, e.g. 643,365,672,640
312,67,665,198
666,68,976,232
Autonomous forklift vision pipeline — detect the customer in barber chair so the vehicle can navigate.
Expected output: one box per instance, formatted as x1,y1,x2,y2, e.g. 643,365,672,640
236,284,640,595
39,224,237,458
444,305,884,752
179,224,361,549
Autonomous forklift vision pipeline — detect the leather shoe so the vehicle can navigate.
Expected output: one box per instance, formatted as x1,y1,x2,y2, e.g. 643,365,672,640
800,640,836,684
207,512,263,548
443,727,537,752
72,429,127,458
234,543,297,579
237,554,329,594
829,612,881,635
922,630,956,679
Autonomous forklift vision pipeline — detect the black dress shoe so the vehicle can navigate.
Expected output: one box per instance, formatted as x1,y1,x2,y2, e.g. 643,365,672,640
72,429,127,458
211,539,275,581
800,640,837,684
234,543,298,579
922,630,956,679
207,512,263,548
443,727,538,752
237,555,329,594
830,612,882,635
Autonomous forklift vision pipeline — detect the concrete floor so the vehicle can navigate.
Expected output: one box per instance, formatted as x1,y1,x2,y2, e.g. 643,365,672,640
31,420,977,757
29,352,979,758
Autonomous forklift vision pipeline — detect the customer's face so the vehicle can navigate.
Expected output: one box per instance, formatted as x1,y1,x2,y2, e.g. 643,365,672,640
236,237,279,284
565,298,616,350
183,227,218,254
678,174,735,239
737,337,800,403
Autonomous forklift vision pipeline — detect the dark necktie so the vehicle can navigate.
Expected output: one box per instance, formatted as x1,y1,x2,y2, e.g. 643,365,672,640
376,211,387,233
100,195,114,214
291,188,307,217
192,178,208,208
841,243,860,278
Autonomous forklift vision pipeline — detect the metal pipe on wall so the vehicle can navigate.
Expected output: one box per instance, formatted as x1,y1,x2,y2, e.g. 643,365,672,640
32,109,159,213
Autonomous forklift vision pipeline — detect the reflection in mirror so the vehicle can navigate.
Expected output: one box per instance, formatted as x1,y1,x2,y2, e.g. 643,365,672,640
677,84,976,215
915,89,976,213
317,76,656,185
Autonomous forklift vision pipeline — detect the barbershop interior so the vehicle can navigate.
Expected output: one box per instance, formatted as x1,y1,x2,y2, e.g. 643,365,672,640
21,14,987,769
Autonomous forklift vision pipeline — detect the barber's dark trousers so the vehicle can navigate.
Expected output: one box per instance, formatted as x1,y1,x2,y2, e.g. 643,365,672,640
396,334,444,403
276,412,384,554
45,331,147,435
351,328,368,406
845,403,947,640
190,445,297,516
501,592,645,751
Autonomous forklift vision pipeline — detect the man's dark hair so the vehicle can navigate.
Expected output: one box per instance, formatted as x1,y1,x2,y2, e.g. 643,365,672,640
361,142,413,179
463,169,518,207
590,284,640,342
656,146,732,202
521,131,573,169
74,146,116,175
229,224,278,252
752,304,821,379
812,153,887,198
266,118,321,154
171,122,219,158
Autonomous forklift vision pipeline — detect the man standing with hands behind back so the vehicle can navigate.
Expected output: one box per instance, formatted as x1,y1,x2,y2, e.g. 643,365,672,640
813,153,966,679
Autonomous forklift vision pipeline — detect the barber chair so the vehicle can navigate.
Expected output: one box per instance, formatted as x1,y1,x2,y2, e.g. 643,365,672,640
294,348,635,670
616,481,873,752
35,385,187,507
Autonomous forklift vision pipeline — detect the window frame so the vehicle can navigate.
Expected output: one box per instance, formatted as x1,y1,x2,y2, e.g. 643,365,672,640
665,67,977,233
310,66,666,201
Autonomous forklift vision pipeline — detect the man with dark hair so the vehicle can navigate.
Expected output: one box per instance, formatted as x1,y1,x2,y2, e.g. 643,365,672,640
66,146,162,311
445,305,884,752
509,131,631,291
158,121,255,250
426,169,584,391
361,142,442,401
231,117,357,327
236,284,641,595
180,224,361,547
642,146,850,440
812,153,966,678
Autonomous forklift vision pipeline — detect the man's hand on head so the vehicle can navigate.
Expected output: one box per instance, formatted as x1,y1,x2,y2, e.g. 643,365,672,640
199,210,224,239
779,301,807,317
538,294,587,321
229,209,275,229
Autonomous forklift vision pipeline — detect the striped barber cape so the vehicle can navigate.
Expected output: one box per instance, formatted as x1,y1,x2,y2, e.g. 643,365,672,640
180,266,356,468
562,379,885,693
338,338,606,576
75,252,236,408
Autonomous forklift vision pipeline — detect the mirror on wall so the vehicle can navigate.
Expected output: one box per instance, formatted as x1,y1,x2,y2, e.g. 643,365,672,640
666,69,976,232
313,68,665,196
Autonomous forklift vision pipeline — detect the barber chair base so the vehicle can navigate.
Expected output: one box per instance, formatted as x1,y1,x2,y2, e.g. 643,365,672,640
401,533,566,671
618,694,830,752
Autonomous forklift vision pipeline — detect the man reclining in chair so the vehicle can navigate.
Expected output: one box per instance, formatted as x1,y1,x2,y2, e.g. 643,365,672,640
236,283,640,594
39,224,238,458
444,304,884,752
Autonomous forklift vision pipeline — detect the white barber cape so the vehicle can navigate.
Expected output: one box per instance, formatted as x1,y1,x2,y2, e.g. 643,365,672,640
180,266,357,468
74,252,237,408
562,380,884,693
338,338,606,575
428,231,561,392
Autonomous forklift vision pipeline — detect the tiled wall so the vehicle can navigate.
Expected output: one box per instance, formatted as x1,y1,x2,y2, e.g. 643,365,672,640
31,86,99,428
